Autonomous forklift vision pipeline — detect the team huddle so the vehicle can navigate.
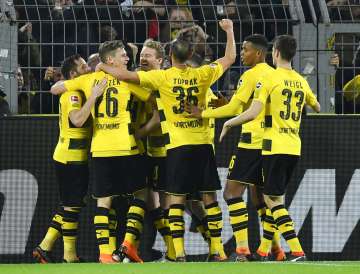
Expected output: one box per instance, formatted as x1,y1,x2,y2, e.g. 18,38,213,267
32,19,320,264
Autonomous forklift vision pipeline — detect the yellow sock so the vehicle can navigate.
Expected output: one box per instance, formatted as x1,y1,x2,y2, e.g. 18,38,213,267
272,205,304,254
94,207,111,255
205,202,225,256
39,210,63,251
226,197,249,251
168,204,185,258
124,199,146,247
151,207,175,260
62,208,80,262
109,208,118,254
163,209,176,260
257,208,276,255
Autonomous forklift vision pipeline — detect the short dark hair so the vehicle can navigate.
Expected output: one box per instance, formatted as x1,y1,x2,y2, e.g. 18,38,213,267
273,35,297,62
244,34,268,52
61,54,82,80
170,38,193,63
143,39,165,60
98,40,125,63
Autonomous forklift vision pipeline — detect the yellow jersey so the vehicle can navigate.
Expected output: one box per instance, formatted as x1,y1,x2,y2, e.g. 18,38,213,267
137,62,224,149
64,71,151,157
53,90,91,164
205,89,217,146
254,67,318,155
232,63,275,149
129,95,147,154
146,96,167,158
343,75,360,101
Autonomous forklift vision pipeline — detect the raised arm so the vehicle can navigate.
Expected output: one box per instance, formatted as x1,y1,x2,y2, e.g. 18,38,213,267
216,19,236,71
68,78,107,127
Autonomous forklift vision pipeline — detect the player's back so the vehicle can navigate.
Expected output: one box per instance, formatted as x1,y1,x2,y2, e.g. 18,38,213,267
260,67,317,156
53,90,91,164
138,62,223,149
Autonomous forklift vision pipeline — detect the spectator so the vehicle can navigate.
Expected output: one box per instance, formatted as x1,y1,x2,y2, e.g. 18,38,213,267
0,87,11,117
160,6,194,42
17,66,31,114
18,22,40,68
161,7,213,61
100,25,119,42
132,0,168,41
327,0,360,21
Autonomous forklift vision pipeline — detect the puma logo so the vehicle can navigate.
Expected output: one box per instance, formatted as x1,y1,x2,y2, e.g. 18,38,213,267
127,220,137,227
208,222,219,228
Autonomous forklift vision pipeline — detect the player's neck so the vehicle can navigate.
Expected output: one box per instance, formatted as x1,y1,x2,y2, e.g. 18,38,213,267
276,59,292,70
172,62,187,69
252,60,266,67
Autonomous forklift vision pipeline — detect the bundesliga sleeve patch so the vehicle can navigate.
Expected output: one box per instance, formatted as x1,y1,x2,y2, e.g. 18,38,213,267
209,63,218,68
237,79,243,87
256,82,262,89
70,95,79,103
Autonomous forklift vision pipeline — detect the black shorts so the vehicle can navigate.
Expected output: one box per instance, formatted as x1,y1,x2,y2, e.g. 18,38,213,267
227,148,263,186
166,144,221,195
262,154,299,196
92,155,147,198
146,156,166,192
54,160,89,207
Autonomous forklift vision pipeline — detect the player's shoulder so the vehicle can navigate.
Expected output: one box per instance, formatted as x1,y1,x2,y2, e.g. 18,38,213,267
352,74,360,83
80,71,100,81
196,62,221,73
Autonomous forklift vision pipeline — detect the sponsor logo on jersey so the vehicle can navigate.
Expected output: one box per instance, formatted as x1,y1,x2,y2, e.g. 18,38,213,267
70,95,79,103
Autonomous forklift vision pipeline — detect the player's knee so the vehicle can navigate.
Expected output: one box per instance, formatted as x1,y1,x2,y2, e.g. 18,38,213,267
133,188,148,202
263,194,283,209
97,197,112,209
223,180,245,201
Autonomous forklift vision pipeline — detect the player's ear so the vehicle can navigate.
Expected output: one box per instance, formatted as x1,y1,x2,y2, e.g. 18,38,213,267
69,70,77,79
105,55,113,65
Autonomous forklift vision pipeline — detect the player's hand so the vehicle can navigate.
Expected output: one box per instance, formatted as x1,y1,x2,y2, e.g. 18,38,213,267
19,22,32,33
208,92,228,108
219,121,232,142
91,77,107,98
219,19,233,33
184,101,203,118
330,53,339,68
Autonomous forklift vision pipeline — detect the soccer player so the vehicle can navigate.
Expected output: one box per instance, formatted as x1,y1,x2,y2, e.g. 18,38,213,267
186,34,285,261
131,39,176,261
97,19,236,261
33,54,107,263
51,41,152,263
219,35,320,261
